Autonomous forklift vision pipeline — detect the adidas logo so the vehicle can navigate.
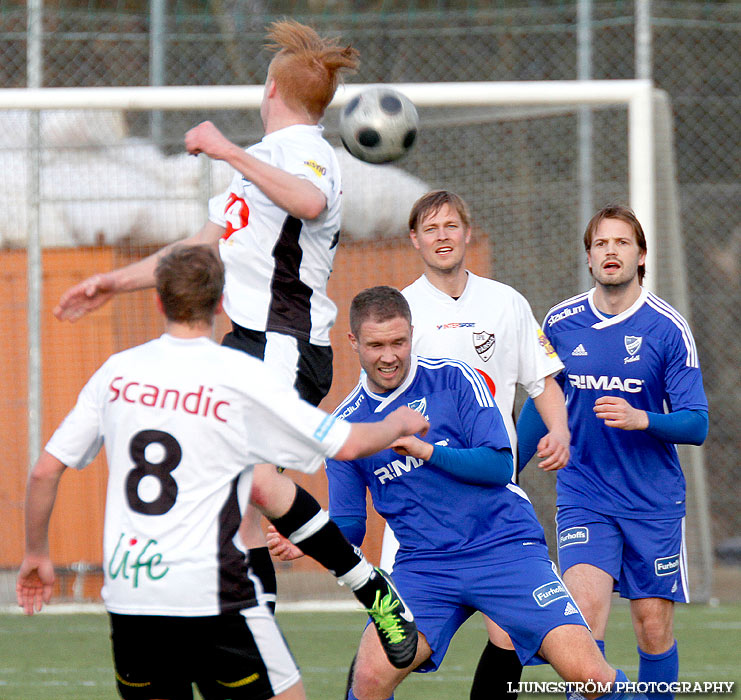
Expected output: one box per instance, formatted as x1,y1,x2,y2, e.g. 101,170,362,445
564,602,580,616
571,344,588,356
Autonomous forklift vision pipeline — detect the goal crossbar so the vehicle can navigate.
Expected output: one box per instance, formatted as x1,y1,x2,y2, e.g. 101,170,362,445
0,78,656,277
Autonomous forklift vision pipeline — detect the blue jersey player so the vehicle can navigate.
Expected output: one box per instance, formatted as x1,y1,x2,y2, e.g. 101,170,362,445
267,285,648,700
518,205,709,700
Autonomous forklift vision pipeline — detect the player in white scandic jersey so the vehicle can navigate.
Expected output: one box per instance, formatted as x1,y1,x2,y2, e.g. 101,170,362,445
518,205,709,700
17,246,427,699
52,20,384,633
379,191,571,700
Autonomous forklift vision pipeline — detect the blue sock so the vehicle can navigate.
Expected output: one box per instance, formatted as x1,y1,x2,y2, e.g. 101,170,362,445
596,639,606,657
638,641,678,700
347,690,393,700
599,669,650,700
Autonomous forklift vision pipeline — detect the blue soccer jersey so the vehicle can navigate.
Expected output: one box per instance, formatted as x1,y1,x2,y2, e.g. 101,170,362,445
326,355,547,565
543,288,708,518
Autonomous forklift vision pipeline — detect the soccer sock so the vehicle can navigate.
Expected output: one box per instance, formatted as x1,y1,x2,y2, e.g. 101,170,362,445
469,642,522,700
598,669,635,700
347,689,393,700
345,654,356,700
638,641,678,700
269,485,374,586
247,546,277,614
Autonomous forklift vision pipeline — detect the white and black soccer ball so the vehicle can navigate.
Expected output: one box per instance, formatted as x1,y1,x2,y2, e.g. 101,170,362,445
339,86,419,164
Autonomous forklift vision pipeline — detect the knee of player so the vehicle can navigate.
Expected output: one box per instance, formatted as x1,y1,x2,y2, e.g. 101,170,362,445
250,464,287,510
351,661,397,697
634,619,674,653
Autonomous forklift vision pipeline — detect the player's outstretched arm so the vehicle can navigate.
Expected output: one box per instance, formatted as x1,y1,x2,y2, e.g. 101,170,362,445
185,121,327,221
531,376,570,471
334,406,428,461
17,451,67,615
54,221,223,322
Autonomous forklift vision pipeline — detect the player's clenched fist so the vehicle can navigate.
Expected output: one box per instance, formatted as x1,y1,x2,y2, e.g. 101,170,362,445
185,121,235,161
390,406,429,438
593,395,649,431
534,430,570,471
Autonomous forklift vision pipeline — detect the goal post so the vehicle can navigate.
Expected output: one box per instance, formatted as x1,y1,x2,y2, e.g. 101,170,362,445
0,79,713,604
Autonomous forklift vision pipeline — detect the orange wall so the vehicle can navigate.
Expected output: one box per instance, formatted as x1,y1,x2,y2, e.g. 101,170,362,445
1,235,490,577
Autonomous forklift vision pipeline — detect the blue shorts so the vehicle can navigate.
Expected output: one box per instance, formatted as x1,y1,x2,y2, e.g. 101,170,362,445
391,549,588,671
556,506,689,603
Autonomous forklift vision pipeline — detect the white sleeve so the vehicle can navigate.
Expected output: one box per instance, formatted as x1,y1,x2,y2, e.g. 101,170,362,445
45,367,106,470
272,139,336,202
245,380,351,474
515,293,564,398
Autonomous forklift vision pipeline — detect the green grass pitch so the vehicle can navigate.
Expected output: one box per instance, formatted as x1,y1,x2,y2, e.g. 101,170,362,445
0,603,738,698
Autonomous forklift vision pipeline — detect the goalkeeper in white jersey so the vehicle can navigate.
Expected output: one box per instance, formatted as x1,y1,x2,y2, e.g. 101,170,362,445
17,246,427,700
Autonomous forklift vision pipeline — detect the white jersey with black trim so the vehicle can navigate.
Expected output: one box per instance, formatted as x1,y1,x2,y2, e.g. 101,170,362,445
402,272,563,457
45,334,350,616
209,124,342,346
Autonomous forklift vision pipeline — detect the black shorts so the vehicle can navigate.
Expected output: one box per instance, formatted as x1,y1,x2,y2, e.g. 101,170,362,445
221,323,332,407
110,610,300,700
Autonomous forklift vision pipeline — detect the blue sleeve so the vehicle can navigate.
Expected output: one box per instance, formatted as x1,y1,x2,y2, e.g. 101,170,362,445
516,397,548,470
333,515,366,547
427,445,513,486
326,457,368,521
645,409,708,446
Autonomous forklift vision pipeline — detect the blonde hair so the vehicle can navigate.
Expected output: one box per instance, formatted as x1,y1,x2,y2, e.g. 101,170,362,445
266,20,359,121
409,190,472,232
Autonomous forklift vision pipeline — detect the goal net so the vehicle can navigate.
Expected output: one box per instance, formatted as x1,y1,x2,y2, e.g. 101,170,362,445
0,80,712,606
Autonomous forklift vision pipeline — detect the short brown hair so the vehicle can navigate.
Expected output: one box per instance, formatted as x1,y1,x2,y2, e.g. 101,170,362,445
408,190,471,233
350,286,412,337
266,20,359,121
155,245,224,324
583,204,647,284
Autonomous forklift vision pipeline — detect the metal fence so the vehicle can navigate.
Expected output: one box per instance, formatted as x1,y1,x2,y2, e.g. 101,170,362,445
1,1,739,576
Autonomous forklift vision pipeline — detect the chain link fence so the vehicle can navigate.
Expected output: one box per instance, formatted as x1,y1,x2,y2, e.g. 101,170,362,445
1,0,738,597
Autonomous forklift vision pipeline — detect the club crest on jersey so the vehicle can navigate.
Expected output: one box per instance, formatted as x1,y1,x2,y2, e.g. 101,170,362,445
624,335,642,364
472,330,496,362
408,397,427,416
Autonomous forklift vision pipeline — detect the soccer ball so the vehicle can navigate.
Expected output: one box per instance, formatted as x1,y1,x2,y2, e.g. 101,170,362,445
339,87,419,164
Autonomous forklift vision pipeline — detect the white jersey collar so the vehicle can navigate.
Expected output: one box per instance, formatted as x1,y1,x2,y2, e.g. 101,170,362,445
160,333,214,347
420,270,476,304
589,286,648,329
262,123,324,144
362,354,420,413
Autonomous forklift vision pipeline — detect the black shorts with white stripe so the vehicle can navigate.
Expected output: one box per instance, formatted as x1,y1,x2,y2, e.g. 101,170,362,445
221,323,332,407
110,610,300,700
